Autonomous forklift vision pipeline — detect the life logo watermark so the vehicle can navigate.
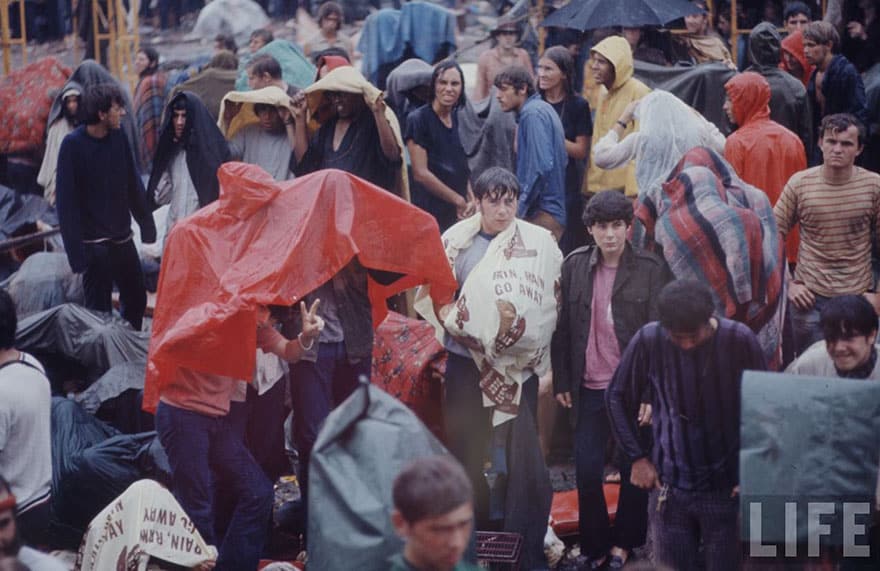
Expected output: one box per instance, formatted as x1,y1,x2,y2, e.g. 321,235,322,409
742,496,876,561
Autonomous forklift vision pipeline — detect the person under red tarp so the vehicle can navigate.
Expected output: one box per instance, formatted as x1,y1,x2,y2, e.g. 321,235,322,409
143,162,457,413
723,72,807,265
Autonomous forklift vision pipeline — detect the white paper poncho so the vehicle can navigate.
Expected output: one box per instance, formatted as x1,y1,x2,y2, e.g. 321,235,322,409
417,215,562,425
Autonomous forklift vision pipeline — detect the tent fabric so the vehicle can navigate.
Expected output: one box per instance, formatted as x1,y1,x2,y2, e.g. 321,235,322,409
0,57,71,154
192,0,270,39
235,39,316,92
740,371,880,544
303,66,410,200
307,383,449,571
143,163,456,413
357,9,405,89
76,361,147,414
635,147,785,369
398,1,456,65
77,479,216,571
724,72,806,264
1,253,83,318
16,303,150,384
0,184,58,241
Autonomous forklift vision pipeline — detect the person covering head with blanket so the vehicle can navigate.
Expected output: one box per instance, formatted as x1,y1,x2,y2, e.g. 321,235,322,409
290,66,409,200
147,91,231,241
415,167,560,569
634,147,785,369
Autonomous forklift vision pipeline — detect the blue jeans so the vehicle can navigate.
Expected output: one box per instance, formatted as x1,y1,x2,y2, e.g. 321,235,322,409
575,387,648,558
789,294,831,357
650,486,739,571
156,402,273,571
289,342,369,504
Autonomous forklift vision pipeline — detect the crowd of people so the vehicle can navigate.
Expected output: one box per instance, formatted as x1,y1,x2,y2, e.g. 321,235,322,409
1,0,880,570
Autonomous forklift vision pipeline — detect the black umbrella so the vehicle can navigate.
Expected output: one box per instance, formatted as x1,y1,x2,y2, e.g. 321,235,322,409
540,0,703,31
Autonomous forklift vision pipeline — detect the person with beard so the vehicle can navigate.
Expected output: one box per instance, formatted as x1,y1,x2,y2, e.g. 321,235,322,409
37,84,81,206
0,476,65,571
147,92,230,241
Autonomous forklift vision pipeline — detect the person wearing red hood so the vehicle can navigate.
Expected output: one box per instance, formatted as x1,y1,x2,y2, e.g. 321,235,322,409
723,72,806,265
780,30,814,88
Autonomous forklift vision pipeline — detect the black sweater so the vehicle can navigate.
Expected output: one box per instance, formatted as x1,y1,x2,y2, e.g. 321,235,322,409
56,126,156,272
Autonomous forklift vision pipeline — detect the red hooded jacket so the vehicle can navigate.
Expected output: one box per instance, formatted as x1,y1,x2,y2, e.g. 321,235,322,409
724,72,806,263
780,31,814,88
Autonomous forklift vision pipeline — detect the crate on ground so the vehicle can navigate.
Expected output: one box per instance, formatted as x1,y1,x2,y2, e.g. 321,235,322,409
476,530,521,570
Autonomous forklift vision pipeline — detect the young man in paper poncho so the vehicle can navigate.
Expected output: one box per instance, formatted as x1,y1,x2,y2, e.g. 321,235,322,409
418,167,562,568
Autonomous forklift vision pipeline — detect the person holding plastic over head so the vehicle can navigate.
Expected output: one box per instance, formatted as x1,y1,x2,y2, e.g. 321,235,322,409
591,89,725,246
155,299,324,571
415,167,562,570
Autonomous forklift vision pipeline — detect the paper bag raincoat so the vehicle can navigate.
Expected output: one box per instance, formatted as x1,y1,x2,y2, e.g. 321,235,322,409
416,215,562,425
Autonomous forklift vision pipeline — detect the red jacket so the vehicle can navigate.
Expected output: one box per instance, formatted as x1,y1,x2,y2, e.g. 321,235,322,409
725,72,806,263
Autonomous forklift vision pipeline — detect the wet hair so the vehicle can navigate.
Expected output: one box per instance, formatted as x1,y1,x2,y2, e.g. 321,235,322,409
209,50,238,70
804,20,839,52
492,64,535,97
250,28,274,47
82,83,125,125
657,279,715,332
582,190,633,228
393,455,473,523
820,295,878,343
819,113,867,147
0,289,16,350
249,54,283,80
430,59,466,108
317,1,344,28
170,95,188,113
214,33,238,53
783,1,811,21
539,45,575,95
473,167,522,201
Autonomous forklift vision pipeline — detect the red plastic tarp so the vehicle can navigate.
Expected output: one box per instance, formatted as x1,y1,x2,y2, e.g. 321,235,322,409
0,57,71,154
143,163,457,412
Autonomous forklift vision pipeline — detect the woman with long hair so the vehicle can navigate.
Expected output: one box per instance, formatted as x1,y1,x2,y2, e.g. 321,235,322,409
537,45,592,254
404,60,474,231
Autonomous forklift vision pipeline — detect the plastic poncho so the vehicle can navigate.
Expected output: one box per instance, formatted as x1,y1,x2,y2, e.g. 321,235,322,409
586,36,651,197
746,22,813,155
780,31,814,88
415,215,562,426
143,164,456,412
724,72,806,264
303,66,410,201
636,147,785,369
595,90,725,209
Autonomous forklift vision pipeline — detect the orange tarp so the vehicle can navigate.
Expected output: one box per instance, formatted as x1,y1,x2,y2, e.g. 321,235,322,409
143,163,457,412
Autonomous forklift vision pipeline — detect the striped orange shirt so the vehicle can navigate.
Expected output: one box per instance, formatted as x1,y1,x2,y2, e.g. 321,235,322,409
774,166,880,297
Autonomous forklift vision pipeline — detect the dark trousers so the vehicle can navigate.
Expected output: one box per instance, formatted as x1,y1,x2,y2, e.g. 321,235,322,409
289,342,367,505
156,402,274,571
575,387,648,558
649,486,740,571
16,497,52,547
443,352,539,527
82,239,146,331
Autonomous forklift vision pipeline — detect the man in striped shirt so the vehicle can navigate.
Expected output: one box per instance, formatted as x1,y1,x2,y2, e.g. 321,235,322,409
606,279,767,571
774,113,880,356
